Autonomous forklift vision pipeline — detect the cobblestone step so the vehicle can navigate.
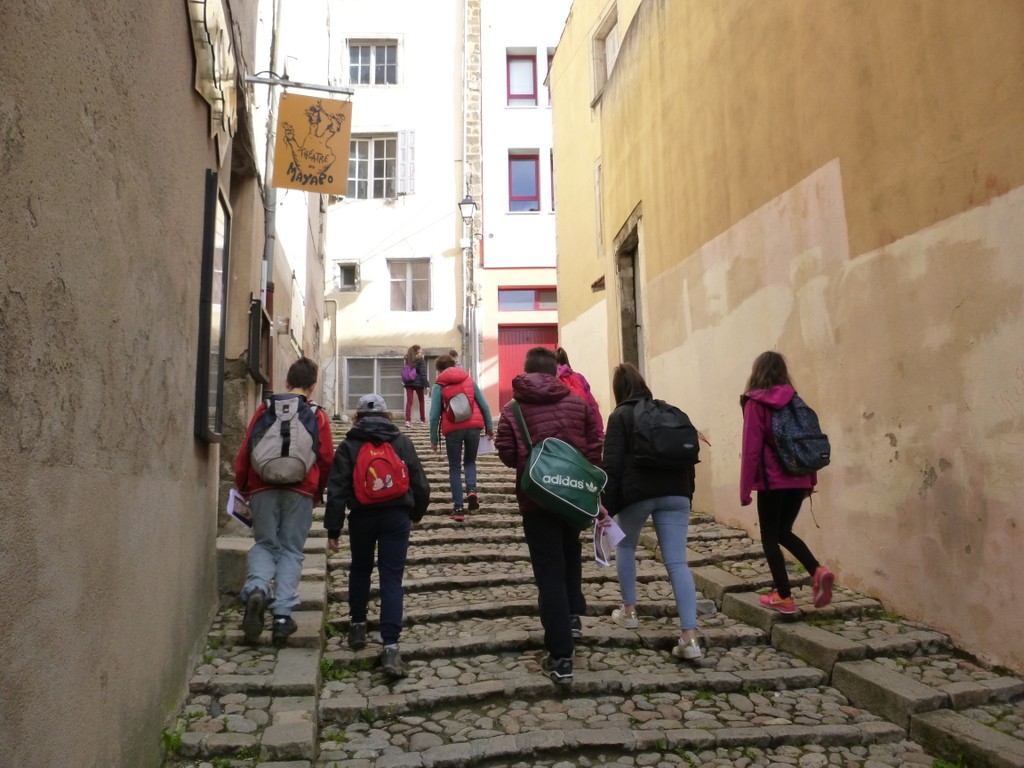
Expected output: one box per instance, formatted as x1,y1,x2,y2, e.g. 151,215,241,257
165,424,1024,768
317,679,911,766
317,643,830,721
323,614,767,661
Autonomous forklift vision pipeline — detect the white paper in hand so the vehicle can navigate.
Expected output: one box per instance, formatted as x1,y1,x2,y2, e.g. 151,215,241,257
478,435,496,454
593,516,625,567
227,488,253,528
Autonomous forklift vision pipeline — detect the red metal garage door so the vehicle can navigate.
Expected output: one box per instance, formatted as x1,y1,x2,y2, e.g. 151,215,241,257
497,325,559,408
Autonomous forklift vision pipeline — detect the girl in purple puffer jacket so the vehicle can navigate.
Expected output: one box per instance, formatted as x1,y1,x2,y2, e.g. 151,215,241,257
740,351,834,615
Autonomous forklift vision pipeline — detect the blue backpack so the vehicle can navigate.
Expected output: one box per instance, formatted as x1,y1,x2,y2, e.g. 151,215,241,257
770,394,830,475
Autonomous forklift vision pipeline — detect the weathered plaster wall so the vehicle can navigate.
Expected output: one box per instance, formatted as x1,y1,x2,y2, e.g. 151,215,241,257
552,0,1024,672
662,168,1024,674
0,3,228,765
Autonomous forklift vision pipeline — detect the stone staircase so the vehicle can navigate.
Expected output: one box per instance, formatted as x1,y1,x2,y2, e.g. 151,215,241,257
164,420,1024,768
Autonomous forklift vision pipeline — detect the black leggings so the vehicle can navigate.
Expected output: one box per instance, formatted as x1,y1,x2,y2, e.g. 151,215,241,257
756,488,819,599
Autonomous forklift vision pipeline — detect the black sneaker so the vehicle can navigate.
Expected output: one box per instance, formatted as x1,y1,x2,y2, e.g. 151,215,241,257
242,588,266,643
271,614,297,646
466,492,479,511
450,507,465,522
570,615,583,639
380,645,406,678
541,655,573,684
348,621,367,650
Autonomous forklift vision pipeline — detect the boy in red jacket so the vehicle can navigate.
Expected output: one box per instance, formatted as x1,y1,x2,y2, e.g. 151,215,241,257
234,357,334,645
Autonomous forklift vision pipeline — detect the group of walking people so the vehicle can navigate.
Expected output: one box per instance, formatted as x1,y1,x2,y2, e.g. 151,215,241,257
233,346,833,684
494,347,833,682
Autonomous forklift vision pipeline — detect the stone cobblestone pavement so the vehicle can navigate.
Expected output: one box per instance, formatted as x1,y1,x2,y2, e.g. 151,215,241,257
163,423,1024,768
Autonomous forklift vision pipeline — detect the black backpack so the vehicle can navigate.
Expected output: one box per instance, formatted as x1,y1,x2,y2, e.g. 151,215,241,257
631,398,700,468
770,394,830,475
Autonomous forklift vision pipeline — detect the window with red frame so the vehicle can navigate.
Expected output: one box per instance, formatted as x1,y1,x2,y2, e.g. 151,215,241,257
507,54,537,106
547,51,554,106
509,154,540,212
498,288,557,311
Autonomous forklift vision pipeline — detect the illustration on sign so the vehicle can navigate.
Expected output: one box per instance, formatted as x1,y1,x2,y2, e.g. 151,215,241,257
273,93,353,195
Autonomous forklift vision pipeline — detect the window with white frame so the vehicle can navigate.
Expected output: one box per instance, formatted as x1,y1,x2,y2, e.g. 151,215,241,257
389,259,431,311
336,263,359,292
348,136,396,199
349,40,397,85
347,133,414,199
506,50,537,107
509,152,540,212
345,357,405,412
592,5,620,98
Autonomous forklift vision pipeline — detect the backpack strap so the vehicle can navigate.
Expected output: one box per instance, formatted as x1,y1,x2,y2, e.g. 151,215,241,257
510,400,533,450
628,397,650,451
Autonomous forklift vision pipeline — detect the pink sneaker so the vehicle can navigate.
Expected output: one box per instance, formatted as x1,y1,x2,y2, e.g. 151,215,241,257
759,591,797,615
813,566,834,608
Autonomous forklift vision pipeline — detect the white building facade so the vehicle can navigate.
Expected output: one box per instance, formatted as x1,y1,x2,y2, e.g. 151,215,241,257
322,0,467,416
477,0,574,409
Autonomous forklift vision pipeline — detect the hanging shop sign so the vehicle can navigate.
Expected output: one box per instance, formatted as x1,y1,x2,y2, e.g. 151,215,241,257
272,93,352,195
188,0,237,160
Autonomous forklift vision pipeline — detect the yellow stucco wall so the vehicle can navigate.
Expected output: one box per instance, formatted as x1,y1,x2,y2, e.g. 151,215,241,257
552,0,1024,673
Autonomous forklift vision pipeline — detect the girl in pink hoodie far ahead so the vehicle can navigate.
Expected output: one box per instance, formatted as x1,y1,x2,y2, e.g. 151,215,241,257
740,351,834,616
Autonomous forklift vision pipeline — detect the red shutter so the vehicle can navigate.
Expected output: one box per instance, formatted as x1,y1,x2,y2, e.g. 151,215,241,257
497,325,559,407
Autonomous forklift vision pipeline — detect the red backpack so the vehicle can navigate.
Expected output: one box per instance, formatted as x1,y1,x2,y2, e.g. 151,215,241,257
352,441,410,506
561,372,588,400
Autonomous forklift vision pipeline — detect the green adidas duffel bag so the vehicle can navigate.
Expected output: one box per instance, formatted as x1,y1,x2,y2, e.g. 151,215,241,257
512,401,607,530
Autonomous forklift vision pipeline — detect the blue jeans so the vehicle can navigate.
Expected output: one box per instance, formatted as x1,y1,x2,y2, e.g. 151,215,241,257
615,495,697,631
242,489,313,616
347,507,411,646
444,428,480,509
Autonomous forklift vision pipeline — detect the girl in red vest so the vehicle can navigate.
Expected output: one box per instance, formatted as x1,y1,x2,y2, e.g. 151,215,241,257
428,355,493,521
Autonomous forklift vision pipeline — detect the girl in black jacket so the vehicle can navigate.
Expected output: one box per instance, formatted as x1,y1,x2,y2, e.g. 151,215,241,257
403,344,429,426
602,363,702,661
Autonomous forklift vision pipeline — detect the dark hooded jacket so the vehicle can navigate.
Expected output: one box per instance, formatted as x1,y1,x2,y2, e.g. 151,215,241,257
495,372,603,516
325,415,430,536
602,387,696,515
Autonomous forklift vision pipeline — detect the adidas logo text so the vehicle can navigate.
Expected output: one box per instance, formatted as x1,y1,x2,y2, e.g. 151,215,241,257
543,474,585,489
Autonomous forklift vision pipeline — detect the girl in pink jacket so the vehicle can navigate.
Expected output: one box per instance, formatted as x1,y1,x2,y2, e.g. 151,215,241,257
740,351,833,615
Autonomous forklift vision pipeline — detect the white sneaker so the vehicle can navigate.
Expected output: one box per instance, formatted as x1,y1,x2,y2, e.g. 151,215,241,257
611,608,639,629
672,636,702,661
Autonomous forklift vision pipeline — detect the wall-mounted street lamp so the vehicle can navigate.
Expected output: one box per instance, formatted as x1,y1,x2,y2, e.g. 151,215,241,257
459,194,477,223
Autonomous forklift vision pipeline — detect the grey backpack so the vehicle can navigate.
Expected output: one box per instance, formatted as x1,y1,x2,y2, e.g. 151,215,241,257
249,395,319,484
446,391,473,423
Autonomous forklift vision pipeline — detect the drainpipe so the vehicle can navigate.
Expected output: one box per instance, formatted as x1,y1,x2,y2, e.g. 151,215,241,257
325,297,339,416
462,0,477,380
261,0,285,306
